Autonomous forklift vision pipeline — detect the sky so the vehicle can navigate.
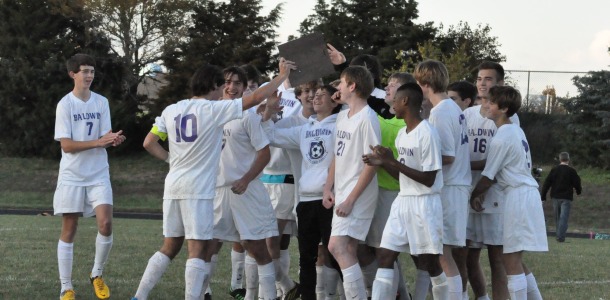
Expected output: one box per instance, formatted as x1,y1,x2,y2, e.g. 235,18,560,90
260,0,610,97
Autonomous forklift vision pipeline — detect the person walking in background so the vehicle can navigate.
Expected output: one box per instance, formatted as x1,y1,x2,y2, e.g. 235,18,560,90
541,152,582,242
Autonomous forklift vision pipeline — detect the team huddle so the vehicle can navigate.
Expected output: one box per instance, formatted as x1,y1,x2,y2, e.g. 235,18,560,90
53,50,548,300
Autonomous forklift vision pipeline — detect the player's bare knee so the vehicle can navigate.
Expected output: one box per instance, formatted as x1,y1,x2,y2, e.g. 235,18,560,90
97,218,112,236
375,248,397,269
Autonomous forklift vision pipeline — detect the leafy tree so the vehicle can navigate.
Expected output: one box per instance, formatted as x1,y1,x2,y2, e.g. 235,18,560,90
0,0,128,157
84,0,193,98
152,0,281,116
433,22,506,81
562,71,610,168
299,0,436,72
393,40,472,82
394,22,505,82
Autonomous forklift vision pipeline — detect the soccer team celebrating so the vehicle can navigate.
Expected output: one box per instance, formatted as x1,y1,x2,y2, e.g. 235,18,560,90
53,46,548,300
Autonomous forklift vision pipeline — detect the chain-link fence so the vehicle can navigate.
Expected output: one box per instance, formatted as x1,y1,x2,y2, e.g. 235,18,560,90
505,70,588,113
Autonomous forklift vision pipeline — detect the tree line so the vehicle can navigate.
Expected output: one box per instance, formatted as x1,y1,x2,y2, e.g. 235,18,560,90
0,0,607,168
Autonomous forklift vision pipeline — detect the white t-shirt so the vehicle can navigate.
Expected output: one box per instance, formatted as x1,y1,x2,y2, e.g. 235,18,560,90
54,91,112,186
266,114,337,202
334,106,381,210
396,120,444,196
429,99,472,186
263,87,303,175
465,105,521,212
482,124,538,189
154,98,243,199
217,110,270,187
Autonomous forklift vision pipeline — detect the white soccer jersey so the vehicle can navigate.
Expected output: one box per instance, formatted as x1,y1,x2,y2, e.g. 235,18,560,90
54,92,112,185
264,86,303,175
429,99,472,186
395,120,444,196
266,114,337,202
481,124,538,189
465,105,521,212
217,110,270,187
154,98,243,199
334,106,381,218
464,105,521,168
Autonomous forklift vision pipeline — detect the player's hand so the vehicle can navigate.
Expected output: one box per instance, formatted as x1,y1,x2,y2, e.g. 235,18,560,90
262,91,284,121
231,178,249,195
470,195,485,212
363,145,392,166
322,189,335,209
111,130,126,147
327,43,346,65
98,130,121,148
335,200,354,217
278,57,297,77
331,91,342,102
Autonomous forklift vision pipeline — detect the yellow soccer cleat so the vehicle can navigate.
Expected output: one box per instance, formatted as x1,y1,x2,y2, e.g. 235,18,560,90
59,289,75,300
90,275,110,299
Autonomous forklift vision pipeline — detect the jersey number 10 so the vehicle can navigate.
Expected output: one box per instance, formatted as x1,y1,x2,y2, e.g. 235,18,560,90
174,114,198,142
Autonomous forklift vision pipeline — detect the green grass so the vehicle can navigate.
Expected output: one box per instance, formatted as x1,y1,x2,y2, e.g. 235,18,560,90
0,215,609,299
0,154,167,212
2,155,608,233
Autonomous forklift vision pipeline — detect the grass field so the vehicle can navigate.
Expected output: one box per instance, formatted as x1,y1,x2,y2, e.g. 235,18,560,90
1,155,609,299
1,155,608,232
0,215,609,299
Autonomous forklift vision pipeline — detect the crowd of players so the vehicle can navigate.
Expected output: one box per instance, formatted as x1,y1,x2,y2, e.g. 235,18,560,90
52,48,548,300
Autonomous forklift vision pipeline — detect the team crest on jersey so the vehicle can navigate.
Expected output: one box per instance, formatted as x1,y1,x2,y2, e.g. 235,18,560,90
276,110,284,120
307,138,327,163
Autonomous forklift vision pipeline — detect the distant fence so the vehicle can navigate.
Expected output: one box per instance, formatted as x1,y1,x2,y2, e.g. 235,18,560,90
505,70,588,112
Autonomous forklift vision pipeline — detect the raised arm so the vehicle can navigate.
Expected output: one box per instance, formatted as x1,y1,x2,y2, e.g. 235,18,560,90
242,58,296,110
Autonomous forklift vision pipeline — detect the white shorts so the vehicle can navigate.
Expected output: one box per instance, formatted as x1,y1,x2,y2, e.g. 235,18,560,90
380,194,443,255
264,183,296,220
282,220,297,236
366,188,398,248
214,182,279,242
163,199,213,240
440,185,469,247
331,214,372,242
503,186,548,253
466,212,504,247
53,181,113,217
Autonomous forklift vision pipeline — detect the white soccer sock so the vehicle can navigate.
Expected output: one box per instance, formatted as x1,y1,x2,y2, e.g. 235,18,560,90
413,269,431,300
323,265,340,299
372,268,395,300
280,249,291,276
361,258,378,297
507,274,527,300
342,263,367,300
274,258,294,294
185,258,207,300
447,275,463,300
477,295,491,300
245,255,258,300
231,249,246,290
57,240,74,292
431,272,449,300
525,273,543,300
134,251,171,300
395,260,410,300
91,233,113,278
463,290,470,300
316,266,325,299
202,255,217,298
337,281,346,300
258,262,277,300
